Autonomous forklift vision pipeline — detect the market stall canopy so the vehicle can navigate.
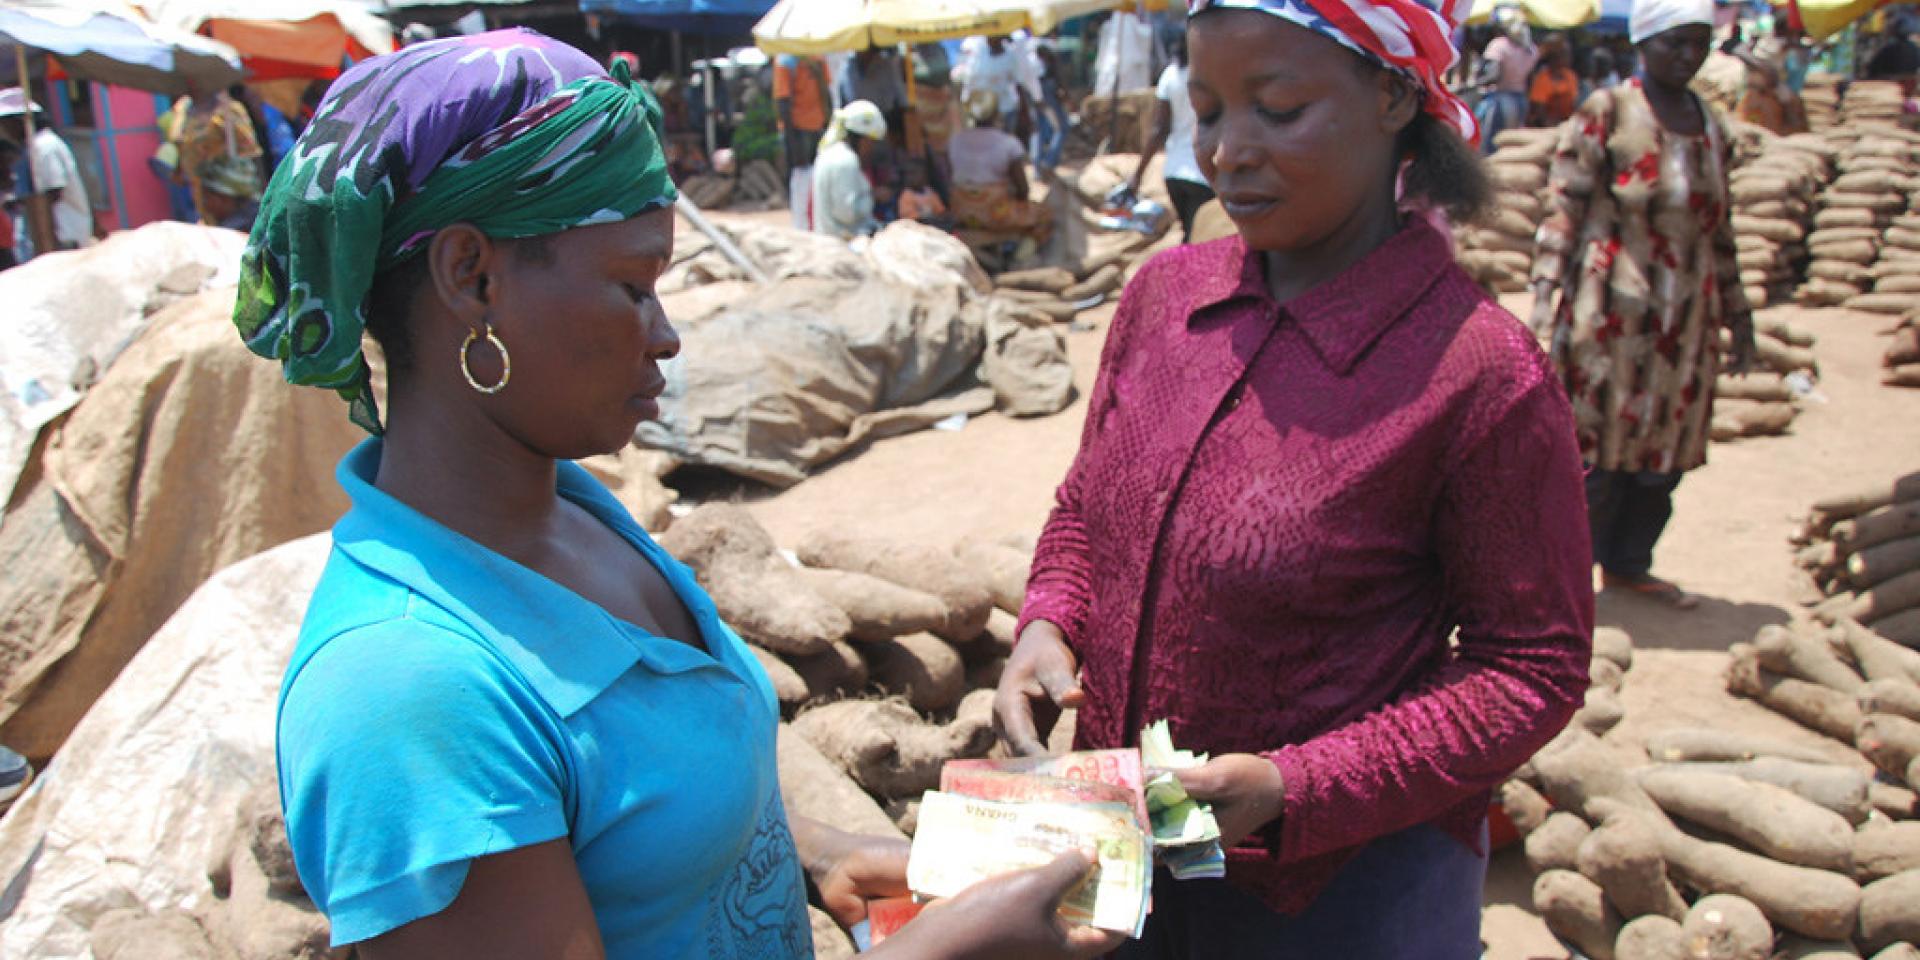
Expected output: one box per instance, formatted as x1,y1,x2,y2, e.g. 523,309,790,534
0,0,242,95
137,0,395,70
582,0,778,35
1792,0,1890,40
754,0,1033,54
1466,0,1599,28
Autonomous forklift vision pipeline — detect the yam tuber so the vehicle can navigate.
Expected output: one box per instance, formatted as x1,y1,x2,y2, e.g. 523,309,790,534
798,533,994,643
1577,810,1688,921
1533,733,1668,823
1655,759,1871,825
1833,619,1920,685
1577,685,1628,737
858,632,966,714
1639,766,1855,872
1844,570,1920,626
1533,870,1622,960
795,567,949,643
1644,729,1835,765
1861,679,1920,723
1850,539,1920,591
1526,812,1592,874
658,505,847,655
1615,915,1687,960
1775,937,1862,959
1832,502,1920,553
786,640,869,701
1499,779,1552,836
1856,713,1920,782
1655,824,1862,941
1870,946,1920,960
776,724,905,841
1857,870,1920,954
975,607,1018,662
1594,627,1636,672
1813,476,1920,524
1680,894,1773,960
1592,658,1626,693
1755,625,1867,693
1870,607,1920,646
1716,375,1795,403
792,698,995,799
1871,782,1920,820
1727,644,1864,742
1854,822,1920,884
954,539,1032,617
810,906,857,960
751,647,810,712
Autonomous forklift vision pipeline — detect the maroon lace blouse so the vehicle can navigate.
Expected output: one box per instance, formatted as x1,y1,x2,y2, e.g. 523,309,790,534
1019,219,1595,914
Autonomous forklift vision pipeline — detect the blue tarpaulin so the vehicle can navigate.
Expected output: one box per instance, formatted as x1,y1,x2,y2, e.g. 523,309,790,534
581,0,776,34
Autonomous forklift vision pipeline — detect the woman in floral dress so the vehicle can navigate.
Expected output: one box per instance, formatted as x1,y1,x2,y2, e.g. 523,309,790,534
1529,0,1756,608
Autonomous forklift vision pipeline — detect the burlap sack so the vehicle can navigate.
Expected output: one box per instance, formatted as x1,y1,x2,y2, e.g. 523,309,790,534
0,289,359,762
1846,292,1920,315
1469,227,1536,257
1732,178,1789,205
1737,248,1779,272
1885,227,1920,251
1808,239,1879,264
1808,227,1882,245
1824,191,1907,213
1733,216,1804,244
980,298,1074,418
1798,278,1863,305
1814,208,1878,229
1809,260,1873,285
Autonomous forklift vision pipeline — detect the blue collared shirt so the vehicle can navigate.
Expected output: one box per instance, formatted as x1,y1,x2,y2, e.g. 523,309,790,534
277,440,810,956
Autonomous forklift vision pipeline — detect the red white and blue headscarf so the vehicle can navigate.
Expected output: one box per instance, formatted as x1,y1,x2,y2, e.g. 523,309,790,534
1189,0,1479,145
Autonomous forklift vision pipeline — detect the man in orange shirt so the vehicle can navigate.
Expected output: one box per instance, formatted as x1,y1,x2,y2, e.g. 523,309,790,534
774,55,831,230
1527,34,1581,126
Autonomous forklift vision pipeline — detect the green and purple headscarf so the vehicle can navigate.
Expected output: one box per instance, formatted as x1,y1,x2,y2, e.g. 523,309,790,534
234,29,676,433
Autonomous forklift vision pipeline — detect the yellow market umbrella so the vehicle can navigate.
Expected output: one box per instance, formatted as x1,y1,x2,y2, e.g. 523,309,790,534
1793,0,1888,40
1466,0,1599,29
754,0,1026,55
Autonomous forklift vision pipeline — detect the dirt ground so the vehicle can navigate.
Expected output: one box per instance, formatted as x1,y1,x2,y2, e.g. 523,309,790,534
682,209,1920,955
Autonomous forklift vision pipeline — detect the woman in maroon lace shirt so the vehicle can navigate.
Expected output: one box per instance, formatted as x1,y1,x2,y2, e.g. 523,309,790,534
993,1,1596,956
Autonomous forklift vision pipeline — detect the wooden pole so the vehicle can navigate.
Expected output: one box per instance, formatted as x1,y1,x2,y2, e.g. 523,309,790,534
15,43,56,256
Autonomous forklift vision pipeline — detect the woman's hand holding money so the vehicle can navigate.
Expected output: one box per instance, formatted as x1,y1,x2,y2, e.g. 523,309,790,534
1174,755,1286,851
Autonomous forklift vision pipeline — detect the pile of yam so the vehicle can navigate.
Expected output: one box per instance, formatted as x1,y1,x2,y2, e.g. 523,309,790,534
1798,122,1920,309
1710,315,1818,442
1728,122,1829,309
1886,313,1920,388
1795,473,1920,646
658,504,1035,844
681,159,787,212
1500,619,1920,959
1455,126,1559,295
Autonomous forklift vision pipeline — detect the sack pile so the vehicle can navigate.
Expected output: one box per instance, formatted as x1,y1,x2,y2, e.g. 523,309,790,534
1797,128,1920,308
1728,124,1830,309
1887,312,1920,388
1455,127,1559,294
1803,74,1843,131
1710,316,1818,442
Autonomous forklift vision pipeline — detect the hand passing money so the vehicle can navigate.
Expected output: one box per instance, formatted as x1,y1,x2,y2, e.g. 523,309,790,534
903,720,1229,940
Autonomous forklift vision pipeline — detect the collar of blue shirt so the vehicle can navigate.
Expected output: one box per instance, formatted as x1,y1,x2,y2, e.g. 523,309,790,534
327,439,726,718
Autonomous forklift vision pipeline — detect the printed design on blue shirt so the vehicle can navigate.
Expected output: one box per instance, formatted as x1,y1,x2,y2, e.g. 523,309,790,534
704,794,811,958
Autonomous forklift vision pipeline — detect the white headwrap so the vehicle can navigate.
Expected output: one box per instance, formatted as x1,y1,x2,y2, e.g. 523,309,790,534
1630,0,1716,45
820,100,888,150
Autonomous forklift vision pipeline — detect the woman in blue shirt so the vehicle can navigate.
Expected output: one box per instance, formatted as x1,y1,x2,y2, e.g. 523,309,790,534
237,29,1119,960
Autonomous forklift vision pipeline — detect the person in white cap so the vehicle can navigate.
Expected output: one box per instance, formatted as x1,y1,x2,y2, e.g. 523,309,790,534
810,100,888,240
1529,0,1755,611
0,88,92,253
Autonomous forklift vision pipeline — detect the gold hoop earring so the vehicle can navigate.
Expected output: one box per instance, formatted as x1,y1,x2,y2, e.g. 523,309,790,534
460,324,511,395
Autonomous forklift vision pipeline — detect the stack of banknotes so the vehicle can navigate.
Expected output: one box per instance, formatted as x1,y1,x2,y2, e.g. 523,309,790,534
899,722,1226,938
